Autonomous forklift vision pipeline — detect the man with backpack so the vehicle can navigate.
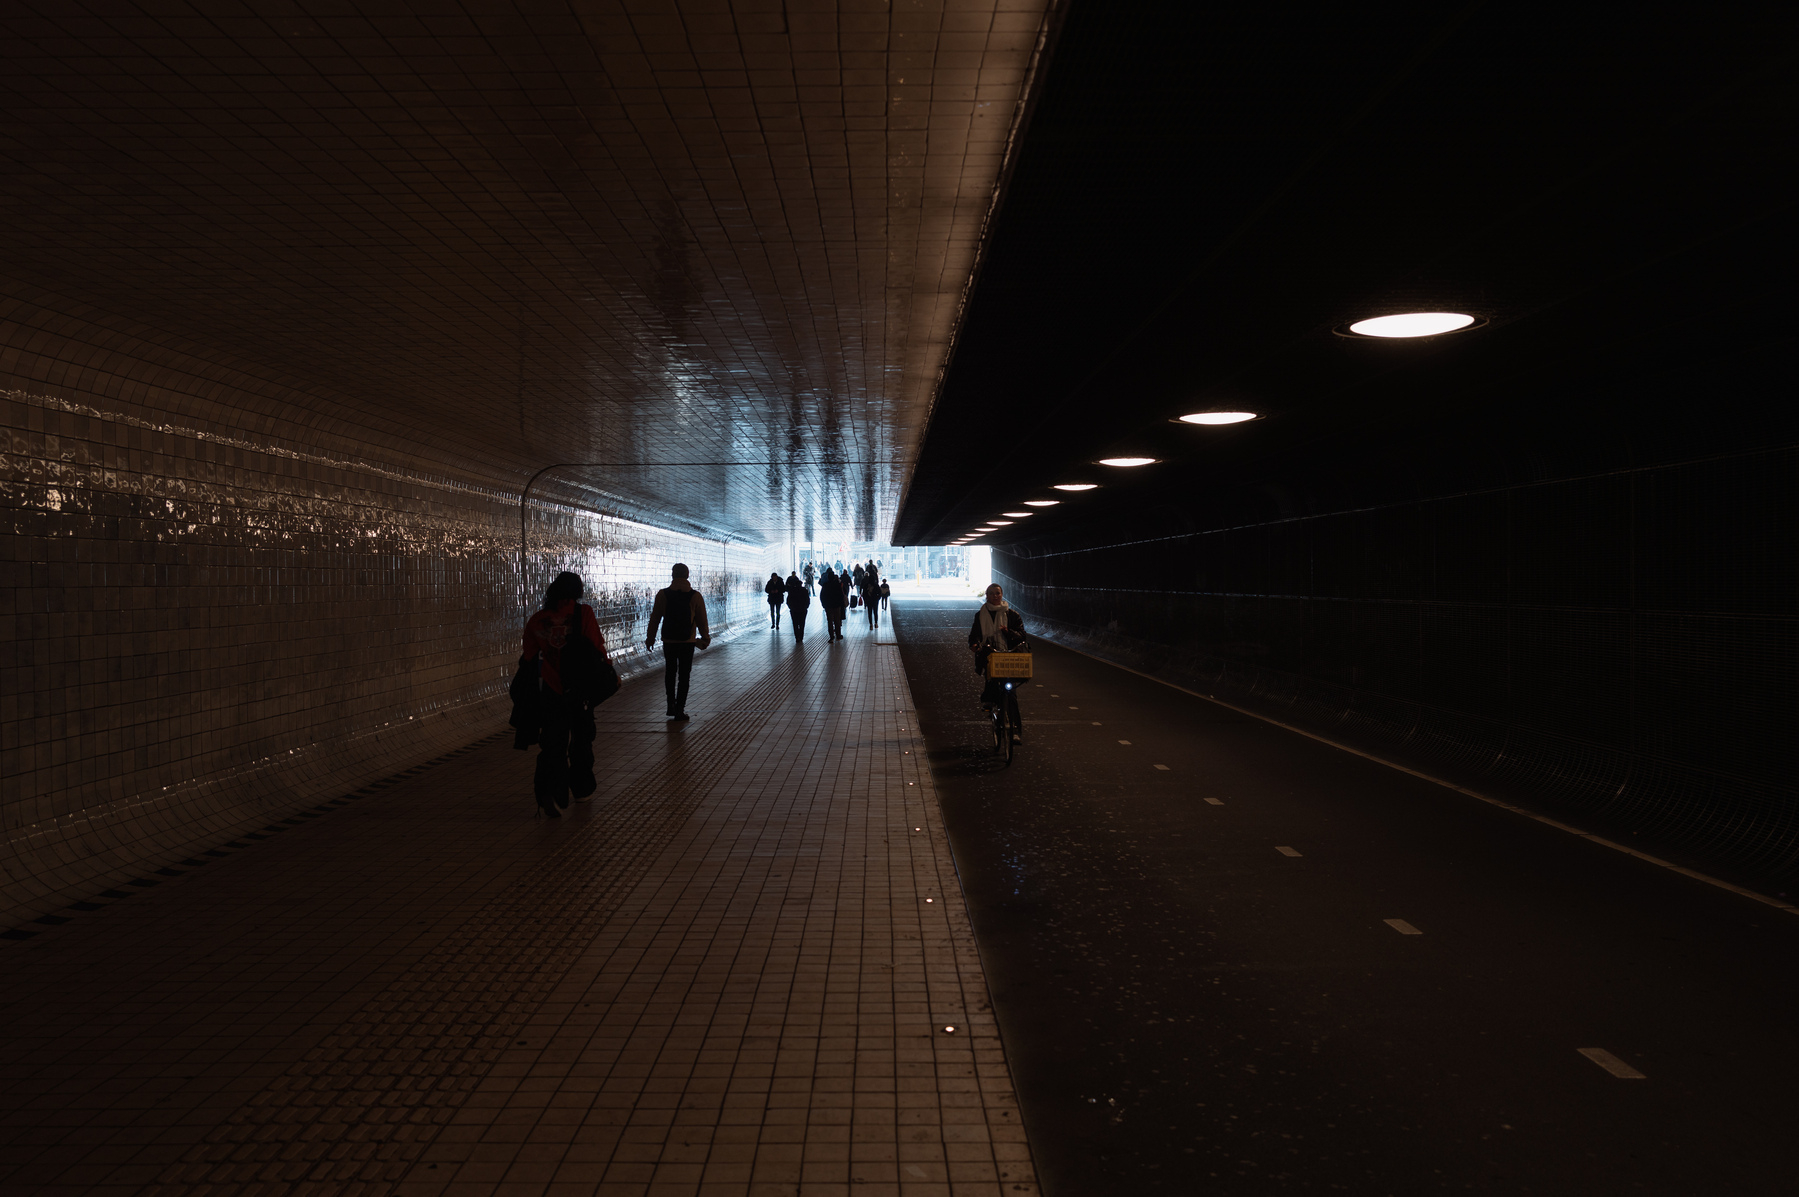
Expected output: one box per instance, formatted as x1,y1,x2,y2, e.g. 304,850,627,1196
785,570,810,643
818,566,847,641
764,571,784,629
645,562,711,722
862,559,881,629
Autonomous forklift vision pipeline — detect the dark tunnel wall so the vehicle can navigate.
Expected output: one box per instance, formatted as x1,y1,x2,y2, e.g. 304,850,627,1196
998,422,1799,892
0,286,777,923
896,0,1799,896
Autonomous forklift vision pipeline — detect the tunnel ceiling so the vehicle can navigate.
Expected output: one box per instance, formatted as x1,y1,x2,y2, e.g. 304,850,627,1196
0,0,1055,545
894,3,1799,547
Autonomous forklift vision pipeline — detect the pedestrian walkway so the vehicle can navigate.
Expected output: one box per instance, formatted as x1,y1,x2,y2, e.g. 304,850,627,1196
0,616,1036,1197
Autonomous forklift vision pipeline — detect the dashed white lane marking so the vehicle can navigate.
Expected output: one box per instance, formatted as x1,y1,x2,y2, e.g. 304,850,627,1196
1154,764,1170,771
1204,797,1224,806
1117,739,1131,745
1578,1048,1646,1079
1275,846,1302,857
1384,918,1422,935
1045,642,1799,920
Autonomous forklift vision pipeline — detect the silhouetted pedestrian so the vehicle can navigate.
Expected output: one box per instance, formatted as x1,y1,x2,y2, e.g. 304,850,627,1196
863,560,881,629
764,571,784,629
647,563,711,722
803,560,816,594
785,571,810,642
819,567,846,640
879,579,890,612
514,571,612,817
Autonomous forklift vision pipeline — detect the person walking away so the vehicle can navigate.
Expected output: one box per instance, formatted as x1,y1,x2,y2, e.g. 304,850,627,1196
764,571,784,629
647,563,711,722
803,560,816,595
879,578,890,612
515,571,610,817
819,567,846,641
852,562,866,598
968,582,1028,742
785,571,810,643
863,560,881,629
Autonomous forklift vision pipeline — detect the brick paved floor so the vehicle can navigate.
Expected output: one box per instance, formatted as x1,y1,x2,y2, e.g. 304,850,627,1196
0,616,1036,1197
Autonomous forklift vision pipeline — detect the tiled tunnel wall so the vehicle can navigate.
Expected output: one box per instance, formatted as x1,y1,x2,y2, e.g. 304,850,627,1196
0,294,777,924
998,447,1799,892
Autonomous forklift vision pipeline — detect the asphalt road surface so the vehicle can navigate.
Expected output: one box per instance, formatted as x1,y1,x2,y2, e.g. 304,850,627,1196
892,596,1799,1195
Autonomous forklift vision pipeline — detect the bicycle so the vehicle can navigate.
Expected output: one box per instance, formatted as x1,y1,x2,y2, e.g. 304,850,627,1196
983,649,1031,766
988,680,1022,765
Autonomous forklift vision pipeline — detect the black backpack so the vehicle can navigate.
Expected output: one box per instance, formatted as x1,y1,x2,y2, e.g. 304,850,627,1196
661,588,695,641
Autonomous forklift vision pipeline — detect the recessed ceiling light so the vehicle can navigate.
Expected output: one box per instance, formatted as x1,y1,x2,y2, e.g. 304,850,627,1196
1098,457,1157,467
988,519,1014,525
1023,500,1060,507
1344,311,1478,338
1053,483,1098,491
1178,411,1258,425
1001,512,1033,518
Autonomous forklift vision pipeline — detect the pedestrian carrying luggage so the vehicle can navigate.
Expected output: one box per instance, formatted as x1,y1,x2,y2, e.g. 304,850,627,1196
850,593,860,609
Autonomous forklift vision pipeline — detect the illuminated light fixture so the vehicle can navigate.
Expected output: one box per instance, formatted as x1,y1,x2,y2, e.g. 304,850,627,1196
1053,483,1099,492
1097,457,1157,467
1178,411,1258,425
988,520,1014,525
1342,311,1479,339
1023,500,1060,507
1001,512,1033,518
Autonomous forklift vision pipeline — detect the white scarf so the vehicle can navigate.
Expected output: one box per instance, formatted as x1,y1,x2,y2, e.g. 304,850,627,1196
978,600,1010,646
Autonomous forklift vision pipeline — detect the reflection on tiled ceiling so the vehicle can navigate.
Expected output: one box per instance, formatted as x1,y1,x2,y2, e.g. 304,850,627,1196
0,1,1053,544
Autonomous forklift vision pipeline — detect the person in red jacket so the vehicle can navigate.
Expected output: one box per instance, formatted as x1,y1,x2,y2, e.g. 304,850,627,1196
520,571,608,816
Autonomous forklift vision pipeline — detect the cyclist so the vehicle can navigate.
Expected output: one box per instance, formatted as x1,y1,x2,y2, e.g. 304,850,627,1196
967,582,1028,742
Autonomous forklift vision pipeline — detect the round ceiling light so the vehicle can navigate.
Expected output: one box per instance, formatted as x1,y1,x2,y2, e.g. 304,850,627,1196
1178,411,1258,425
1053,483,1099,492
1001,512,1033,518
1098,457,1157,467
1023,500,1060,507
1343,312,1478,338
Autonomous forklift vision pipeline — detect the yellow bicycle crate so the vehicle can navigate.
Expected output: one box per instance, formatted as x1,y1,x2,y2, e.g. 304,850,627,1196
986,651,1033,680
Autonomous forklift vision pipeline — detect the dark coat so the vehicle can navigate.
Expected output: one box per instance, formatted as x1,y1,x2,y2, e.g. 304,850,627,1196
819,571,846,611
968,606,1027,651
785,574,810,610
765,575,785,602
970,607,1028,687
